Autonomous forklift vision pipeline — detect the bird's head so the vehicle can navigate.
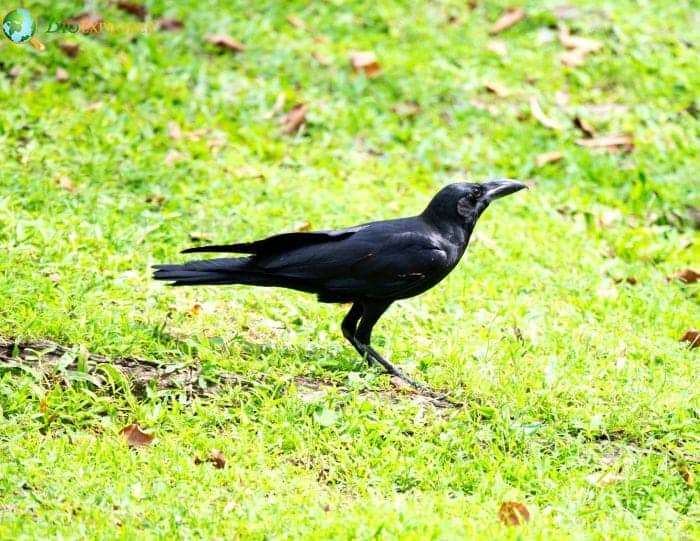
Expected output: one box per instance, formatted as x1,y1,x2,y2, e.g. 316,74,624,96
422,179,527,230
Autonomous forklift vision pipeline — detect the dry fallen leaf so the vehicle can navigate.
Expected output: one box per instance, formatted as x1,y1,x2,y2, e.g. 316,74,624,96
558,48,587,67
56,67,70,82
163,149,186,166
185,128,209,141
486,39,508,56
679,464,695,487
447,15,463,27
349,51,382,78
286,15,309,30
159,18,184,31
666,269,700,284
189,231,213,241
391,101,421,117
204,34,245,53
117,1,147,20
530,97,560,129
280,103,308,135
573,117,596,138
313,35,330,44
167,121,182,140
536,151,563,167
262,92,286,120
58,41,80,58
146,194,165,205
498,501,530,526
294,221,313,232
575,134,634,152
207,133,227,151
485,82,509,97
613,276,638,285
558,24,603,53
57,175,76,191
587,472,625,486
680,330,700,349
232,165,263,179
311,51,331,65
209,450,227,469
489,8,525,34
120,424,154,448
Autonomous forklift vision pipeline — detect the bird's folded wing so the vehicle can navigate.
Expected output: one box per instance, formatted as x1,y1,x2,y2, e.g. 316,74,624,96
181,226,365,255
256,230,449,299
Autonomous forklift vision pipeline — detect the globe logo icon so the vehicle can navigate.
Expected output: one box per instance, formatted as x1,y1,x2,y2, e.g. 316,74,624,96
3,9,45,51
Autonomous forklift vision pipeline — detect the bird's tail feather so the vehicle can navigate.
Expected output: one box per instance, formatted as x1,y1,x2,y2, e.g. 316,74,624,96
152,257,275,287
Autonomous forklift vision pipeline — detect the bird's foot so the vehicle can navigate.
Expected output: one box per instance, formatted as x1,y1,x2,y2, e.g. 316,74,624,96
358,344,429,392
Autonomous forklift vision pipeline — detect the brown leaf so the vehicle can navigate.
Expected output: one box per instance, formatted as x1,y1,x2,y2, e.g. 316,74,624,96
489,8,525,35
287,15,309,30
666,269,700,284
56,68,70,83
159,18,184,31
117,1,147,20
262,92,286,120
163,149,186,166
120,424,154,448
64,13,104,31
679,464,695,487
680,330,700,349
207,133,227,151
447,16,463,27
536,151,563,167
575,134,634,152
391,101,421,117
586,472,625,486
498,501,530,526
558,24,603,53
167,121,182,140
294,221,313,232
573,117,596,138
311,51,331,65
146,194,165,205
613,276,638,285
486,39,508,56
204,34,245,53
530,97,560,130
280,103,308,135
58,41,80,58
485,82,509,97
185,128,209,141
313,35,330,44
349,51,382,78
194,450,226,468
232,165,263,179
189,231,212,241
57,175,76,192
558,49,586,67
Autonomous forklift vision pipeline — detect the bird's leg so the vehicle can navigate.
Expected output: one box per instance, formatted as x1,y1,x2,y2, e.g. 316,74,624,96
351,302,428,391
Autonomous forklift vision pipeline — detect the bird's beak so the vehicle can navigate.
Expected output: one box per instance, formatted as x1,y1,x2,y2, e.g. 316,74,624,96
482,179,528,201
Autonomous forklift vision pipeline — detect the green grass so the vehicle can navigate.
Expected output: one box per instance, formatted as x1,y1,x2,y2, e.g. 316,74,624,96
1,0,698,538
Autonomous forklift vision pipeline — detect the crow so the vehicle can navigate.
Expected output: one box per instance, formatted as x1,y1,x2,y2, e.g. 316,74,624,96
153,180,526,389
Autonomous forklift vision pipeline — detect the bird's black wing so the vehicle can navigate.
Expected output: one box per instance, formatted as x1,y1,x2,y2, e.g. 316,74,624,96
254,225,451,301
181,226,365,255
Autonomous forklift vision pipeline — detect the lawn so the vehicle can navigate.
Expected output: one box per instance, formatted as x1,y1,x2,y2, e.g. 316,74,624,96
1,0,698,539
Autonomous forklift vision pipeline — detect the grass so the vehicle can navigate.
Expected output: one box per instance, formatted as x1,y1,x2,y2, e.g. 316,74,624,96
1,0,698,538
